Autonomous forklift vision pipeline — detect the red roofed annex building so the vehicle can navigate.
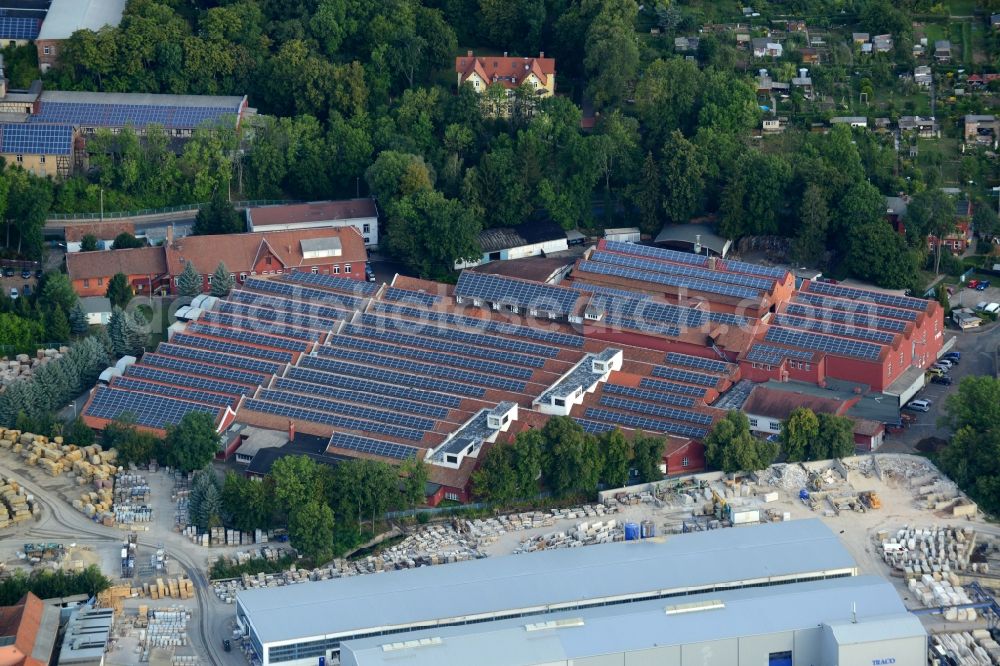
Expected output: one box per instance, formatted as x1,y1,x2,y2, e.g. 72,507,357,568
0,593,58,666
67,226,368,298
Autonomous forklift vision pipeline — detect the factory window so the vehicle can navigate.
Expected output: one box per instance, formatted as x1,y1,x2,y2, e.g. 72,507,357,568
43,46,51,55
311,266,318,274
39,155,45,164
769,421,780,431
333,265,340,274
681,457,689,468
363,223,370,233
768,652,792,666
345,264,352,273
749,418,758,428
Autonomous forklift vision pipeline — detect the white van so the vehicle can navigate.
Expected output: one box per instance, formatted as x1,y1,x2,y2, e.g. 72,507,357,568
905,399,931,412
985,302,1000,314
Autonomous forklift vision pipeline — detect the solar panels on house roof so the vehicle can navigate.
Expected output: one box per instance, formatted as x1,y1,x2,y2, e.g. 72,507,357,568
85,385,220,430
299,355,487,399
0,123,74,156
602,240,788,279
0,16,40,40
599,395,713,425
228,291,350,321
584,408,709,439
570,282,649,300
242,277,364,310
31,91,245,130
124,364,254,396
664,352,733,375
785,303,908,333
577,260,761,301
286,366,462,408
590,250,774,292
764,326,883,361
329,335,533,380
638,377,708,398
242,398,424,442
258,389,435,432
650,365,720,387
774,314,897,345
342,324,547,368
602,383,697,408
217,301,338,330
282,271,379,296
455,271,581,316
806,281,929,312
383,287,440,307
112,377,236,408
745,343,817,366
143,353,268,386
274,377,449,419
165,336,292,366
358,313,559,358
794,292,919,322
199,311,326,340
329,433,419,461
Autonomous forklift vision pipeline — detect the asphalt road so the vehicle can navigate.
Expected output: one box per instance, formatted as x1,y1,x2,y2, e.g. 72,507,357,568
879,318,1000,453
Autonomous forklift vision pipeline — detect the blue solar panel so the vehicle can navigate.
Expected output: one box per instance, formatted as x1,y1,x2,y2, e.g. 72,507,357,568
591,250,774,292
358,313,559,358
599,395,713,425
807,281,928,312
329,335,534,379
0,123,73,156
0,16,40,40
571,282,648,300
577,260,760,300
112,377,236,408
228,290,350,321
125,364,254,395
745,343,817,366
287,366,462,408
242,399,424,442
773,314,897,345
243,278,364,310
651,365,720,387
342,324,546,368
383,287,440,307
602,315,682,338
158,341,284,373
85,386,219,430
665,352,733,375
575,418,617,434
143,353,267,386
299,356,486,399
329,433,419,461
785,303,909,333
764,326,883,360
795,293,919,322
603,241,788,279
186,322,312,351
274,377,449,419
201,311,326,340
455,272,581,316
259,389,435,431
584,408,709,439
316,346,527,392
282,271,379,296
30,98,242,130
603,383,697,408
217,302,336,331
638,378,708,398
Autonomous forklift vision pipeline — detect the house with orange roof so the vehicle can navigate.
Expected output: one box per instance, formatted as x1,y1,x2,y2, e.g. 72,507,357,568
454,50,555,115
0,592,59,666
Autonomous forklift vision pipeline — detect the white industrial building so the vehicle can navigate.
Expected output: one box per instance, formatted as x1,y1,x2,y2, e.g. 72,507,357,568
245,199,379,247
455,222,570,270
233,520,925,666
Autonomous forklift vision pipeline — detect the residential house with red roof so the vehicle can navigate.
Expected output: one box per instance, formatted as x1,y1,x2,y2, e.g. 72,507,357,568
455,51,555,115
0,592,58,666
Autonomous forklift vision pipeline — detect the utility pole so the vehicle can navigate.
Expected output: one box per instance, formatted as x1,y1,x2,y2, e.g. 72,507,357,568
99,188,104,222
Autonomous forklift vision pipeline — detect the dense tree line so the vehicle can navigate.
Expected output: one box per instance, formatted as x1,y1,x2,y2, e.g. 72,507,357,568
937,376,1000,515
219,454,428,562
779,408,857,462
472,417,665,504
0,565,110,606
106,411,220,473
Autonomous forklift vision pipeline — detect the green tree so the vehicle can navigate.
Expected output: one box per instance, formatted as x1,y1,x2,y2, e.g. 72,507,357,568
385,189,481,279
209,262,234,297
937,377,1000,514
600,429,631,488
192,192,243,236
106,307,128,357
942,375,1000,434
222,471,274,533
905,189,955,274
584,0,640,109
972,204,1000,240
631,432,665,483
399,457,428,509
177,261,203,298
105,272,133,310
188,469,224,530
660,130,706,225
163,412,220,473
80,234,99,252
935,284,951,315
289,500,334,563
66,417,95,446
511,429,543,499
111,232,145,250
631,152,662,234
39,273,78,313
718,151,790,238
542,416,602,498
103,414,160,466
704,411,778,473
812,414,856,460
792,184,830,267
634,58,700,145
44,307,70,343
844,219,919,289
472,444,518,505
365,151,434,202
780,407,820,462
271,455,321,514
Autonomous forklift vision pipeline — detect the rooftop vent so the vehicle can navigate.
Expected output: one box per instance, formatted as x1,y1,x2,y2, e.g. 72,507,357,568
665,600,725,616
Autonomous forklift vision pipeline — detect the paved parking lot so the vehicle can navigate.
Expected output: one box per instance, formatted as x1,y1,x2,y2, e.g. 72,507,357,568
0,272,40,300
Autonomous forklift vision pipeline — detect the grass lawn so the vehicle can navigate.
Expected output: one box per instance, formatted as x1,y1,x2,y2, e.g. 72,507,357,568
945,0,978,16
923,23,947,45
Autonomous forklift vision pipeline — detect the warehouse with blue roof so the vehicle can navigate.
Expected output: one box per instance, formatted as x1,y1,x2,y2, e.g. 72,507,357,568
233,520,925,666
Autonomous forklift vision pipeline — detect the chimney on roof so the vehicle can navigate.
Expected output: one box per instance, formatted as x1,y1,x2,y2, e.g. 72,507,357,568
539,51,544,58
707,255,718,270
467,49,473,57
503,51,508,57
288,420,295,443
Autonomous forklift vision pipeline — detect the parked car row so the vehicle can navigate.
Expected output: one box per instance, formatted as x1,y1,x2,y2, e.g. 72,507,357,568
1,267,41,279
967,279,992,291
906,352,961,413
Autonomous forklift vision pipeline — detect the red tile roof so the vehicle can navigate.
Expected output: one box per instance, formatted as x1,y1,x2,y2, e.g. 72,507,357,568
246,199,377,228
455,52,555,89
0,593,47,666
66,246,167,281
742,385,850,421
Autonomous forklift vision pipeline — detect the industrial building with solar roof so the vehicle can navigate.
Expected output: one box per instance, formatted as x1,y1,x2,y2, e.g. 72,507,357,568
233,519,926,666
76,234,945,502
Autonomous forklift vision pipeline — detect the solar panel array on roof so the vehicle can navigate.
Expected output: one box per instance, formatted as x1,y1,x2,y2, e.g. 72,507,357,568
745,343,816,366
577,260,761,301
571,282,649,299
765,326,882,361
455,272,581,316
329,433,420,461
144,353,267,386
125,365,254,395
166,336,292,366
373,302,583,347
218,302,338,331
0,16,40,39
186,322,312,352
259,389,434,432
591,250,774,293
274,377,449,419
243,278,364,310
807,281,929,311
665,352,732,375
785,303,908,333
651,365,720,387
774,314,897,345
602,383,696,408
0,123,73,155
300,356,486,399
200,312,325,341
603,316,682,338
574,418,617,434
242,399,424,442
359,313,560,357
585,408,708,439
330,335,533,380
282,271,379,296
86,386,219,430
638,377,708,398
316,347,527,392
287,366,462,408
229,290,350,321
600,396,713,425
342,324,546,368
112,377,236,408
795,292,919,322
383,287,440,307
30,101,241,130
603,240,788,279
